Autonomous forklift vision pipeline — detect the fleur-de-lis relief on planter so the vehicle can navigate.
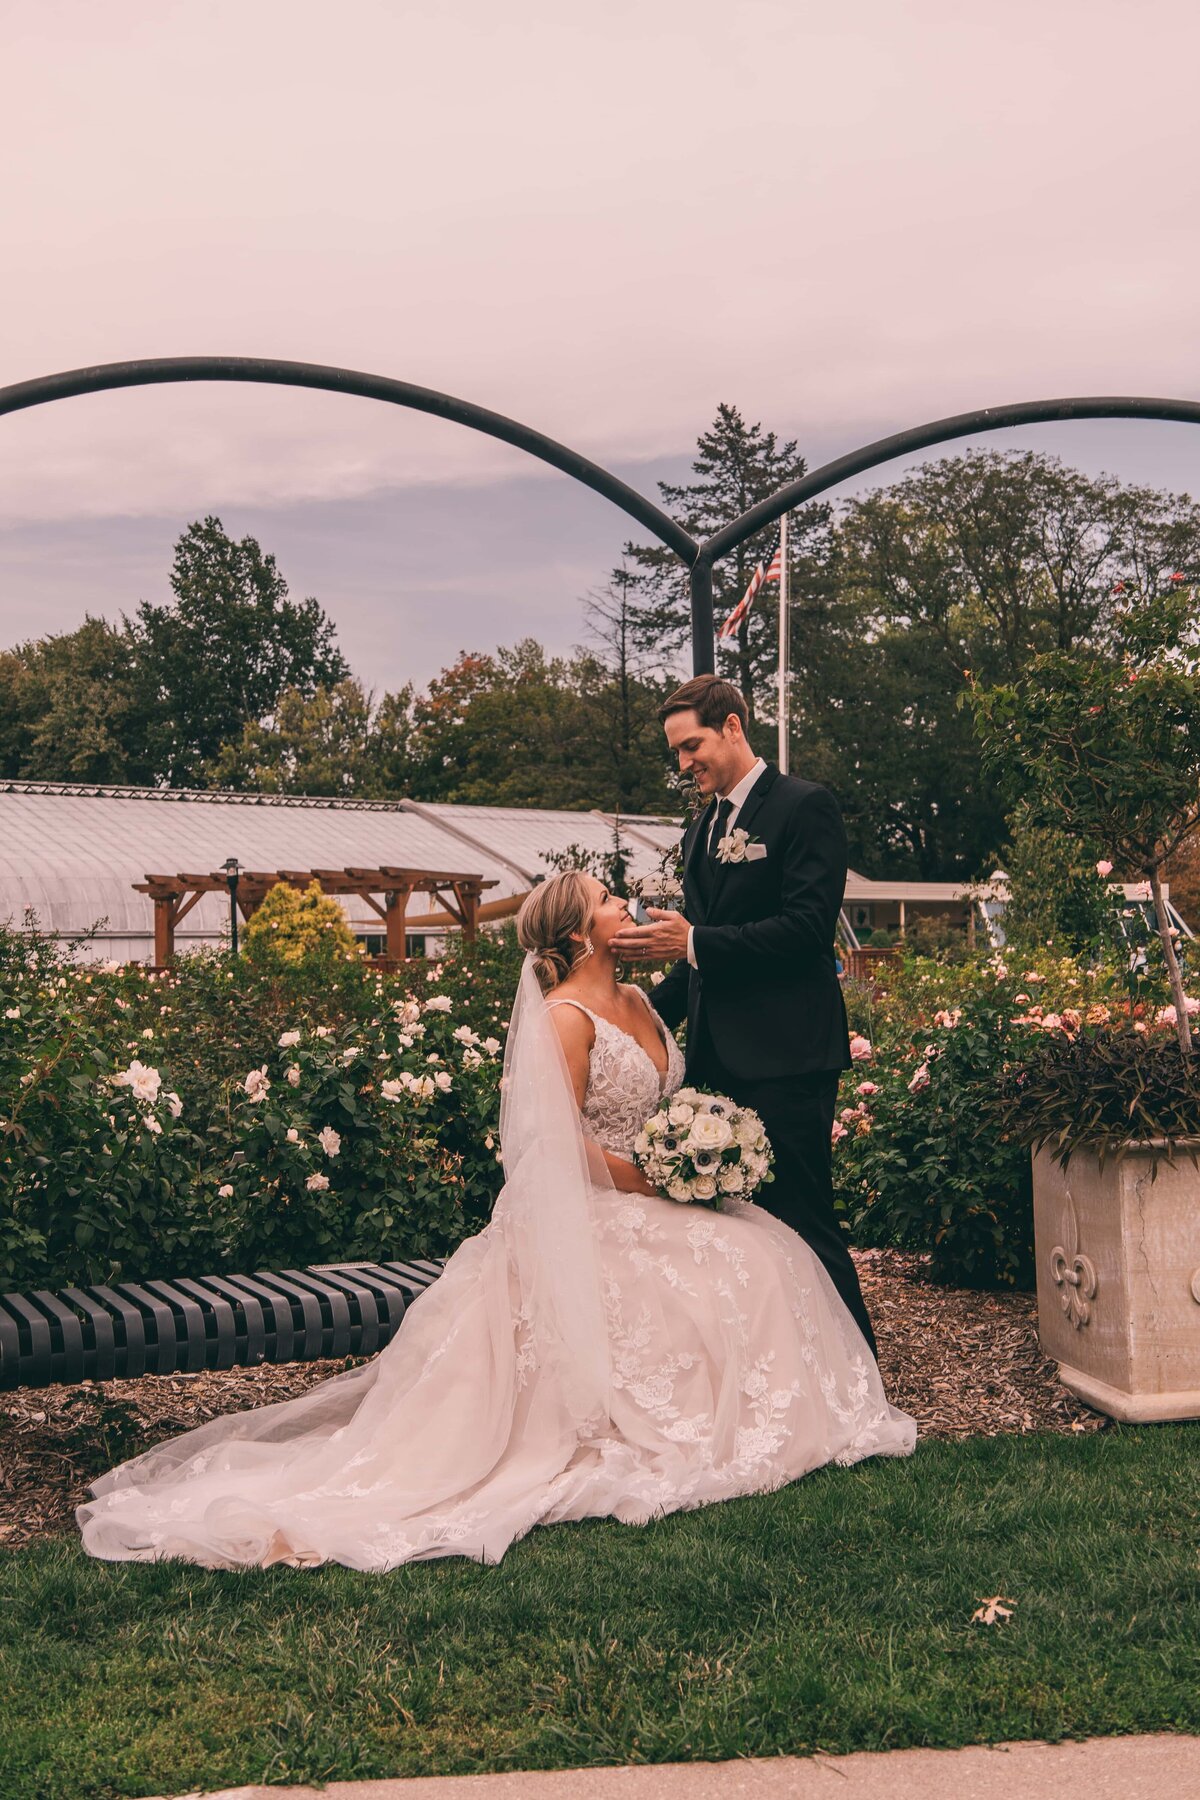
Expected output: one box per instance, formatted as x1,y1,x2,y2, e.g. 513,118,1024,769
1049,1193,1098,1329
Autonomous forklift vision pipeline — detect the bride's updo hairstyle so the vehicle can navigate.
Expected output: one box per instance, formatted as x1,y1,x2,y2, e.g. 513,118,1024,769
517,871,594,994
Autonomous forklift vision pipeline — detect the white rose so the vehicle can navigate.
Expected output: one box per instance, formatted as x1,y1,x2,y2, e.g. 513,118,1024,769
116,1060,162,1105
306,1173,330,1192
217,1183,234,1198
693,1174,717,1200
278,1030,301,1048
482,1037,501,1055
318,1126,341,1156
412,1075,435,1100
719,1165,745,1194
142,1114,162,1134
668,1101,695,1127
424,995,452,1013
285,1065,301,1087
462,1047,483,1069
342,1047,359,1065
452,1025,479,1046
381,1078,405,1101
244,1067,270,1102
687,1112,733,1152
666,1178,691,1201
286,1127,300,1143
435,1071,453,1092
315,1026,332,1038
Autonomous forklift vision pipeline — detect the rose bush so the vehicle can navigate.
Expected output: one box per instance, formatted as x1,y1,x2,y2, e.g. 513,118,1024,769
0,919,525,1286
830,945,1180,1288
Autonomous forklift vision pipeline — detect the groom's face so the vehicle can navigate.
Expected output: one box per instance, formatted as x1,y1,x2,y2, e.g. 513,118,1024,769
663,709,743,798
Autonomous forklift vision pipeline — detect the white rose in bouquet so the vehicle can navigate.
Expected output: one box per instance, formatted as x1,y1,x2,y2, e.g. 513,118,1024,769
634,1090,773,1210
686,1111,733,1153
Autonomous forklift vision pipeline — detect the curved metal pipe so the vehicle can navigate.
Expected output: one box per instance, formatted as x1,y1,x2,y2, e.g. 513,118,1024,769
0,355,698,562
702,394,1200,566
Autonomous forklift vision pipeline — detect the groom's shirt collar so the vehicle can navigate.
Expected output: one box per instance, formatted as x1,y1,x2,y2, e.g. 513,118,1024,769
718,756,767,825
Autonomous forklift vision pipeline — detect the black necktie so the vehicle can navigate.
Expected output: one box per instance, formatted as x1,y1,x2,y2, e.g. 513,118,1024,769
708,797,733,861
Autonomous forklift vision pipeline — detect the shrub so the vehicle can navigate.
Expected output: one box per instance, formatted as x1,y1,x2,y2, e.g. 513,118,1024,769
997,1016,1200,1173
244,880,362,971
833,972,1035,1289
0,924,527,1286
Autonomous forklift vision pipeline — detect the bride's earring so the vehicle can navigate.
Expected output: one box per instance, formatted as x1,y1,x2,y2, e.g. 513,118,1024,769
573,934,594,968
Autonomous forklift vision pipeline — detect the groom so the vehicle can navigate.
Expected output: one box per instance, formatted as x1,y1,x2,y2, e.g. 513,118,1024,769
612,673,876,1355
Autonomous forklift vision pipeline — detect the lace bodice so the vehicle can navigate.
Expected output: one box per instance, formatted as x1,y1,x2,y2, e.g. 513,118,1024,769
547,993,685,1159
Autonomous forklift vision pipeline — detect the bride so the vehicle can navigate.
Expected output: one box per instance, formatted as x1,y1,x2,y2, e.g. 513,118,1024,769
78,872,915,1571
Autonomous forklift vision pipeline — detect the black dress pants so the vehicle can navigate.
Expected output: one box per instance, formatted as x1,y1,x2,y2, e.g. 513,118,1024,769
690,1023,877,1357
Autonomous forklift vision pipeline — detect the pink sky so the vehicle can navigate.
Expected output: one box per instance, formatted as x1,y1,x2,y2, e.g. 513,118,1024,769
3,0,1200,684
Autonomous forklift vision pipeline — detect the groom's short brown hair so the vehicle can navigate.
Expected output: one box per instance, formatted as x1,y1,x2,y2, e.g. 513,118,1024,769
658,674,749,733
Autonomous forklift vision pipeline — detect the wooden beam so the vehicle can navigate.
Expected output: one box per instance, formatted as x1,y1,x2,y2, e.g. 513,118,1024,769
385,886,411,963
454,882,479,942
154,896,175,966
433,887,466,928
173,890,206,928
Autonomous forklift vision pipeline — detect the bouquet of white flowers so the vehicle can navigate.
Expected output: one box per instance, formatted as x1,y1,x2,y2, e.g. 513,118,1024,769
633,1088,773,1210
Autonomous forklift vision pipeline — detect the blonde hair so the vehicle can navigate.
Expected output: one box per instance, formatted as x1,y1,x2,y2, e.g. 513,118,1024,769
517,871,594,994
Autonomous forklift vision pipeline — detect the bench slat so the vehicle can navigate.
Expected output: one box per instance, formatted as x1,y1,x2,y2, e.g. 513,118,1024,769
0,1258,445,1389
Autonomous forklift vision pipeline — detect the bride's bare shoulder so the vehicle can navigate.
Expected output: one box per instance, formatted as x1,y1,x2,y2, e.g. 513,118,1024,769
544,985,595,1043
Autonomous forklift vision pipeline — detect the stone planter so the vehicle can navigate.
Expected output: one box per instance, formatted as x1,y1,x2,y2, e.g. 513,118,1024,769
1032,1141,1200,1421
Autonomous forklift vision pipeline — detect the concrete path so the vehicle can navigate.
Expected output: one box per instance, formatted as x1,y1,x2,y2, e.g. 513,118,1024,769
168,1734,1200,1800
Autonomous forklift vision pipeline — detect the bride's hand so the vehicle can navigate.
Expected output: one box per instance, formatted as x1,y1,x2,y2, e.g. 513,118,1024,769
606,1152,659,1198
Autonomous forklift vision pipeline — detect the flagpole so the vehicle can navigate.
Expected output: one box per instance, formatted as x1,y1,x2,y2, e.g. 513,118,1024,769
776,510,789,774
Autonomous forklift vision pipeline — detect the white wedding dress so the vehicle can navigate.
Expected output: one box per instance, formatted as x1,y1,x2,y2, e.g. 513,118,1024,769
78,964,915,1571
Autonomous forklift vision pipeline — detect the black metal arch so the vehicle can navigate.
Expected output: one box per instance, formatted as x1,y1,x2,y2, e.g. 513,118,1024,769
5,368,1200,676
0,355,698,565
689,395,1200,671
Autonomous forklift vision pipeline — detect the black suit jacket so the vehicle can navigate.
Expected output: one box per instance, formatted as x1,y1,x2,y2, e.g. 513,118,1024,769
653,764,851,1081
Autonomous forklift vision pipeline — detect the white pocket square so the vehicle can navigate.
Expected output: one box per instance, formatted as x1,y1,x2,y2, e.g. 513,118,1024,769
745,842,768,861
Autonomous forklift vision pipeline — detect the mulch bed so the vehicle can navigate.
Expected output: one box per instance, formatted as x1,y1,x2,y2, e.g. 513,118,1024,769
0,1251,1104,1551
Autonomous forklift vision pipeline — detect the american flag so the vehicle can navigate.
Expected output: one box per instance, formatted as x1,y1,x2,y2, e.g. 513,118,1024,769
719,531,782,641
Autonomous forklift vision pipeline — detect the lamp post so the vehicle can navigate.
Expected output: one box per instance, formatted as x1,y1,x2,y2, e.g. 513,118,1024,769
222,857,240,956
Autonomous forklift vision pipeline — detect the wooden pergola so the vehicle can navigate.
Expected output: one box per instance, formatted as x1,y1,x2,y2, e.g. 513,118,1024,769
135,866,499,965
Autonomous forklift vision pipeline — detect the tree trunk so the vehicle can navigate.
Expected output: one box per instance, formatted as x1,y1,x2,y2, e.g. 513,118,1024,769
1149,860,1193,1054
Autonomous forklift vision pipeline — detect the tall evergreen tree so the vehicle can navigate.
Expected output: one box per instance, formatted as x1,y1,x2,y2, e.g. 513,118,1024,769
623,403,832,730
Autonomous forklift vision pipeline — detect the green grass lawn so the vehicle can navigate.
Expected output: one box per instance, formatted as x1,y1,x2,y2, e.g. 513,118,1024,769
2,1427,1198,1800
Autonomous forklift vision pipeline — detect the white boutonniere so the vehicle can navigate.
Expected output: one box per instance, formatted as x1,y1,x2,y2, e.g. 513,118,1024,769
715,827,766,864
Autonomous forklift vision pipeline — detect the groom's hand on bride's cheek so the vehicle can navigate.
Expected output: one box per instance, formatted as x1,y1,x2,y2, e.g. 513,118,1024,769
612,907,691,961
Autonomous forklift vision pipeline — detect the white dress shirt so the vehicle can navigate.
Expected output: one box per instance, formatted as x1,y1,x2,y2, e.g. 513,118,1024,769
687,756,767,969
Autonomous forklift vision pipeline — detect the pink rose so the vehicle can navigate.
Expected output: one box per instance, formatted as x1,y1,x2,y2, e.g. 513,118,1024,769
1095,860,1113,878
849,1035,872,1062
856,1081,879,1097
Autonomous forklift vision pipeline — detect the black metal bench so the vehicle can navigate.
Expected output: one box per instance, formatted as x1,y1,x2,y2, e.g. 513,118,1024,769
0,1260,444,1389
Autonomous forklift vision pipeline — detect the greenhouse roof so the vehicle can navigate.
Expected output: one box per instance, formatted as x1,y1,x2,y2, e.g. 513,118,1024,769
0,782,679,943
